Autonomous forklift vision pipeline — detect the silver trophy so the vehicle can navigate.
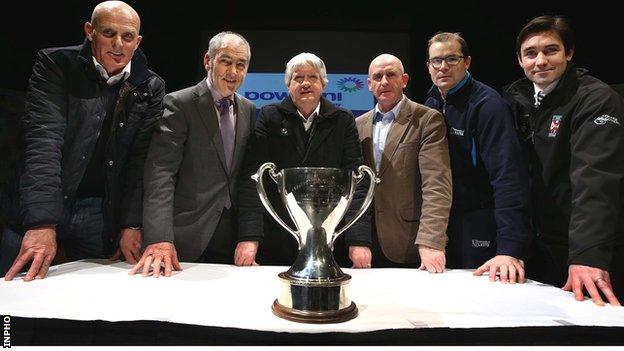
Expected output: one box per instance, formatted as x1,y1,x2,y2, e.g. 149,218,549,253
252,163,378,323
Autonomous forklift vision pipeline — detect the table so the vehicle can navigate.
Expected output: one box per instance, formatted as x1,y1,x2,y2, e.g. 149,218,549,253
1,259,623,345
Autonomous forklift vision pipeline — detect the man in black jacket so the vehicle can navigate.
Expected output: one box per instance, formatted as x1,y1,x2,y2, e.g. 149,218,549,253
236,53,371,267
1,1,165,281
504,15,624,305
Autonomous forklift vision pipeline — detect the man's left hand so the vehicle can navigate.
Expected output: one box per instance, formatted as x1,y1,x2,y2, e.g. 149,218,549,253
473,255,525,283
349,246,371,268
563,264,620,306
110,228,143,264
418,245,445,273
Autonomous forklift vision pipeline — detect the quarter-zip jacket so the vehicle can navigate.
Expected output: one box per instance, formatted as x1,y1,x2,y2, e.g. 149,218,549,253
425,77,530,259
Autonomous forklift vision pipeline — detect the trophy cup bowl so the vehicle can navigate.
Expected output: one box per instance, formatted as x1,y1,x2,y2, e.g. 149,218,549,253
252,163,378,323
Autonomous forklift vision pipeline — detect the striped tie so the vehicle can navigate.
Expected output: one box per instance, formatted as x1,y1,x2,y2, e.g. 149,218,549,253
535,91,544,107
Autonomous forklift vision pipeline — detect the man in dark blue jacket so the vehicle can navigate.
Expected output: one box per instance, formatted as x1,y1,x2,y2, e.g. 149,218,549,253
1,1,165,281
424,32,530,283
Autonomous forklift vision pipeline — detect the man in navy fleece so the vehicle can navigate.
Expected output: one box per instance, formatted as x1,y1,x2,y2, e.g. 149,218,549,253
424,32,530,284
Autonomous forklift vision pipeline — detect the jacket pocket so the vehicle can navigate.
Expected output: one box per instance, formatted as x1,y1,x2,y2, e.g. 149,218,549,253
173,193,196,211
397,141,419,149
400,207,420,222
397,142,418,172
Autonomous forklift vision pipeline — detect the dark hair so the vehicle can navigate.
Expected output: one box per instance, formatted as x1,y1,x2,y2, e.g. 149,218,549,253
516,15,575,56
426,32,470,59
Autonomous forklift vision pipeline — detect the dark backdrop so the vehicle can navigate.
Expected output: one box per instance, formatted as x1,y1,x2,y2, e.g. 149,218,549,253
0,0,622,194
1,1,622,98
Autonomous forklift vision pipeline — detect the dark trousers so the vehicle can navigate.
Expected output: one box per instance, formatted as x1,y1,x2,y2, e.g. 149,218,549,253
446,208,497,269
197,208,236,264
0,197,106,277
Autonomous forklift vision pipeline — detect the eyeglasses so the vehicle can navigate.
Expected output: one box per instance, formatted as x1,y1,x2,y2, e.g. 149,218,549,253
427,55,465,69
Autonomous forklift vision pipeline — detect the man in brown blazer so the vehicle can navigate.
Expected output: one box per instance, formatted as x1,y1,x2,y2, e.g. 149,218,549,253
355,54,452,272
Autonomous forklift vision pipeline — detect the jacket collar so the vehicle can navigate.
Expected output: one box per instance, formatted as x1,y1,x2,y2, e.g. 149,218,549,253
505,63,582,108
193,79,250,176
77,39,152,86
276,95,340,122
426,73,474,103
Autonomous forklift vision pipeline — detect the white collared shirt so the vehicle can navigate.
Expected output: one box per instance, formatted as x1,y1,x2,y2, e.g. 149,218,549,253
92,57,131,86
297,103,321,131
533,79,559,105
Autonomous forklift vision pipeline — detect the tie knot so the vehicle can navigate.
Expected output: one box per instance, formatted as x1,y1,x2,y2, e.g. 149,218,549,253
374,111,394,124
535,91,544,107
217,97,232,114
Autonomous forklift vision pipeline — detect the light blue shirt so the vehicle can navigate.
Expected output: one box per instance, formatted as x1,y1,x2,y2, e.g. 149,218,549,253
372,96,404,172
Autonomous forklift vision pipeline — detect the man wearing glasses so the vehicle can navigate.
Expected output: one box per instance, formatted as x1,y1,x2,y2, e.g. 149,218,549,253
424,32,530,284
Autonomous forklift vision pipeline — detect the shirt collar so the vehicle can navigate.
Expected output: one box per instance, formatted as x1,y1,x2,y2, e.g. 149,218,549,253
206,76,234,105
93,57,131,86
374,94,404,122
297,103,321,123
533,79,559,98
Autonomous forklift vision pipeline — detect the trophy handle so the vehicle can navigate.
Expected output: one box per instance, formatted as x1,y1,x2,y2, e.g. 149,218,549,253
251,162,301,247
332,165,379,245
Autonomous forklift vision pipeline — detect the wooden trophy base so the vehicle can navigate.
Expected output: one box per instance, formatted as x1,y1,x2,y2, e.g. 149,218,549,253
272,299,358,324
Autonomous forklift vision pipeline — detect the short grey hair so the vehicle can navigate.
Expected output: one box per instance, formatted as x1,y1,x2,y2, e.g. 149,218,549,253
207,31,251,62
284,53,329,87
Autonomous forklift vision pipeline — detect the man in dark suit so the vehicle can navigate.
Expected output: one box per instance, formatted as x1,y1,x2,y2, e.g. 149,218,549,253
130,32,255,277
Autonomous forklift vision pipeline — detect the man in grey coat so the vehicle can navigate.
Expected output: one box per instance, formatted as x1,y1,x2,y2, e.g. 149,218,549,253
130,32,255,277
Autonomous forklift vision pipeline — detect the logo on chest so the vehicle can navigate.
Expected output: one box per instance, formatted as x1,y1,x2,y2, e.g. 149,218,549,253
594,114,620,126
548,115,563,138
449,127,464,136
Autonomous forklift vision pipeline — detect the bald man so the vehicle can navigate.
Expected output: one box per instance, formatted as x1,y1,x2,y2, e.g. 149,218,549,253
353,54,452,270
1,1,165,280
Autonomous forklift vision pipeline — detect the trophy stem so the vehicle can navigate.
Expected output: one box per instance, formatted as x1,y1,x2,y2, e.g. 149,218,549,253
286,227,345,280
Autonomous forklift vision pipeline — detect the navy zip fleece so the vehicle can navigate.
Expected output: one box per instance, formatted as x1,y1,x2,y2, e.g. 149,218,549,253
426,76,530,258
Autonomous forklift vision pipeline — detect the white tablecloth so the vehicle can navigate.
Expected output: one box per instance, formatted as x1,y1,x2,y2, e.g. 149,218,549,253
1,259,623,333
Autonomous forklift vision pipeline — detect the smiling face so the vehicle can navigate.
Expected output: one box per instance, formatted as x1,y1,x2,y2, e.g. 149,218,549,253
84,6,142,76
204,34,250,97
287,63,324,112
518,30,573,90
427,40,470,96
367,54,408,112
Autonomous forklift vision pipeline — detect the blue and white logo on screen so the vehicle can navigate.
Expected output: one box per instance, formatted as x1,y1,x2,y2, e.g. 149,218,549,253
239,73,373,115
